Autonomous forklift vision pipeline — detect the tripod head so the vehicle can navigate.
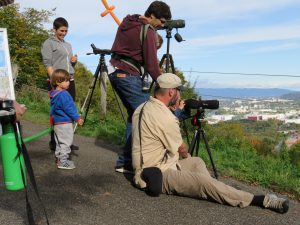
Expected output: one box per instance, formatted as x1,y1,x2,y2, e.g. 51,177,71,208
159,19,185,44
158,20,185,74
191,109,206,127
87,44,111,56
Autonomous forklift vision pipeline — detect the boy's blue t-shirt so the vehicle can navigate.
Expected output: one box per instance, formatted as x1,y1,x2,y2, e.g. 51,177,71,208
49,89,80,125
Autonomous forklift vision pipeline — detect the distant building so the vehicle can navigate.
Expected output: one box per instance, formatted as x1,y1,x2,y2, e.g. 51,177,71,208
285,119,300,124
248,116,258,121
207,114,235,124
246,115,262,121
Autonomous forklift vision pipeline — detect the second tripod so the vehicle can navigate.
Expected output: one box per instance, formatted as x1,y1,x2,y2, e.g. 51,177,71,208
187,109,219,179
74,44,125,131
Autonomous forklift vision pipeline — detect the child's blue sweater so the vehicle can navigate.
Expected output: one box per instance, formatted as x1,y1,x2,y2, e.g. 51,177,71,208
49,89,80,125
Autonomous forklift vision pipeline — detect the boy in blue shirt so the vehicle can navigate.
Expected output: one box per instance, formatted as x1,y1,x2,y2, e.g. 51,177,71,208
49,69,83,169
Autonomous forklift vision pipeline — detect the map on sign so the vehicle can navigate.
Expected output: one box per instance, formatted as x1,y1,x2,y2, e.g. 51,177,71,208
0,28,15,100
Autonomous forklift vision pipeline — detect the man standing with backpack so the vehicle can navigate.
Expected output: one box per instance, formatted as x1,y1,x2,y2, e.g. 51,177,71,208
109,1,171,173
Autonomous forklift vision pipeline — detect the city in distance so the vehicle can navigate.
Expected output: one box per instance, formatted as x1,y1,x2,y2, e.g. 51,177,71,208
195,88,300,125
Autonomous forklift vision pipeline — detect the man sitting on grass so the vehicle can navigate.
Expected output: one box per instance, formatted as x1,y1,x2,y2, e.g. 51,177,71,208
132,73,289,214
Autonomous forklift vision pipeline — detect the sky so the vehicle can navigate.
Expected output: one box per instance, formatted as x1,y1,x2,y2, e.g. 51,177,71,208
16,0,300,91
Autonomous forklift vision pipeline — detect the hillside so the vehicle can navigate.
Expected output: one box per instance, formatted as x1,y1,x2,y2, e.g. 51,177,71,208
281,91,300,101
196,88,293,99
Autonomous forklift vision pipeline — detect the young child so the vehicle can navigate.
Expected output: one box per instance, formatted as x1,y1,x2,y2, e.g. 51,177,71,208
49,69,83,169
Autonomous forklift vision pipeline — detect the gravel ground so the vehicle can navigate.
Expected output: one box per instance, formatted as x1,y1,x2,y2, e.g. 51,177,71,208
0,120,299,225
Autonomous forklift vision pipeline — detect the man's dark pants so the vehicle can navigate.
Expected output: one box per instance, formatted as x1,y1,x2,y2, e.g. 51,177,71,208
109,70,149,167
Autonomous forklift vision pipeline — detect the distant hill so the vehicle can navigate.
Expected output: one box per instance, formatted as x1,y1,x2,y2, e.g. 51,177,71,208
281,92,300,100
196,88,293,99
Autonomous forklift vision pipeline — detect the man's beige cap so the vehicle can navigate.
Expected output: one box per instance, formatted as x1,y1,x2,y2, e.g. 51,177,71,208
156,73,183,89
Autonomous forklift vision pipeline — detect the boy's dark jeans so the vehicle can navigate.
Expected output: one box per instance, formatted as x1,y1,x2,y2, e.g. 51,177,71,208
109,70,149,167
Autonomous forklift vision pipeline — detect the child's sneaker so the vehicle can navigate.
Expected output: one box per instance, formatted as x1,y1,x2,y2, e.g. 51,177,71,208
57,159,76,170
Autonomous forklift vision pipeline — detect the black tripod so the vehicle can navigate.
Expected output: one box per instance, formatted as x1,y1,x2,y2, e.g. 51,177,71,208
148,29,176,91
159,29,176,74
187,109,219,179
74,44,126,131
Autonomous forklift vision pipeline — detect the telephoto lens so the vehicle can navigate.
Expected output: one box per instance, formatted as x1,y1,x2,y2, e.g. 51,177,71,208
184,99,219,110
157,19,185,30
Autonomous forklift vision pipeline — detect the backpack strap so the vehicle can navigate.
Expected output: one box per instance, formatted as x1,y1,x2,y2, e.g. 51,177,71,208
140,24,150,47
140,24,151,81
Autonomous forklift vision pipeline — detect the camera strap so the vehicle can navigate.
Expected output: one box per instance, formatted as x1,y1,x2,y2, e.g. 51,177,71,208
140,24,157,84
137,101,163,197
138,101,148,168
140,24,148,82
13,122,50,225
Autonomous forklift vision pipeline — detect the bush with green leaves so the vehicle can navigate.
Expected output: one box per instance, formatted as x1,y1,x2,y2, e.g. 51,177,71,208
0,4,53,88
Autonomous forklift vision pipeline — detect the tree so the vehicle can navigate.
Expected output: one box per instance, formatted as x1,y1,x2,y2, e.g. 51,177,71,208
0,4,53,88
255,137,275,156
0,0,14,7
205,122,250,150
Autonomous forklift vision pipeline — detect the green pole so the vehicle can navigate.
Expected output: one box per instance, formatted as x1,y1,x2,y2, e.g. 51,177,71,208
23,127,53,143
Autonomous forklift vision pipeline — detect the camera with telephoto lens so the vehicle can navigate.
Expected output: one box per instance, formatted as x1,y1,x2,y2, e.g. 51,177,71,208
184,99,219,110
157,19,185,30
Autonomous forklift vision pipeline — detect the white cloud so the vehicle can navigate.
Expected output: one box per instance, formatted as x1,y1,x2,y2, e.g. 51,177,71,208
171,0,300,21
188,24,300,47
251,42,300,53
166,23,300,62
16,0,300,37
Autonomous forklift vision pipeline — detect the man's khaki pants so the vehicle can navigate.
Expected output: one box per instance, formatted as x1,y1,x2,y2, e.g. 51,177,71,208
162,157,254,208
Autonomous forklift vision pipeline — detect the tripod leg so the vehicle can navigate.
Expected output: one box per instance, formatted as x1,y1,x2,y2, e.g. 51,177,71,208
100,57,126,125
168,55,176,74
188,129,199,156
74,62,101,132
99,70,108,118
182,120,190,147
159,54,167,69
195,130,201,157
201,130,219,179
84,71,102,123
108,78,127,126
